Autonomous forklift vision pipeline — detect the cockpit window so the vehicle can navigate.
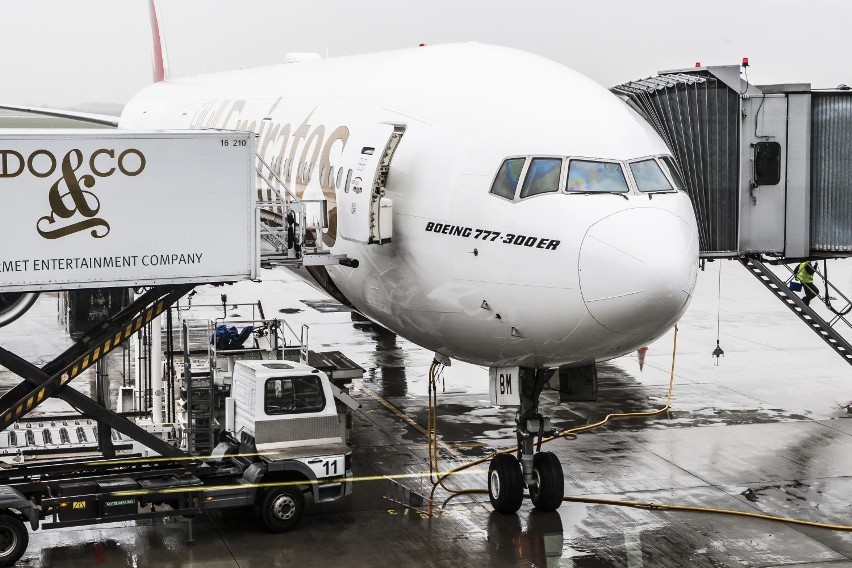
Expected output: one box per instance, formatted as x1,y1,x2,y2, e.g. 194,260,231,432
630,159,674,192
520,158,561,198
490,158,526,200
659,156,686,190
565,160,628,193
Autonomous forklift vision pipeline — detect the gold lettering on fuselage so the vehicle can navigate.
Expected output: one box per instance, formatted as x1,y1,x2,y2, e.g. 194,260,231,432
189,98,349,246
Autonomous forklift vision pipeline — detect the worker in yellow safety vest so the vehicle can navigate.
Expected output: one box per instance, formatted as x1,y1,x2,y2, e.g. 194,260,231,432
795,261,819,306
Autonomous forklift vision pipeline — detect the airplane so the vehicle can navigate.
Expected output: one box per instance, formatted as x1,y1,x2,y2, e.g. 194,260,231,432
0,1,699,515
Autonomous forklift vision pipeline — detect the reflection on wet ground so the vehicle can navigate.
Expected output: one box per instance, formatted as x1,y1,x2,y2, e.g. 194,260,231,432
2,264,852,566
354,315,409,398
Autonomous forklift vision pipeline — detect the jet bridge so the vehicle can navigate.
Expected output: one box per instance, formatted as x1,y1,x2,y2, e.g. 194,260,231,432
613,67,852,369
612,66,852,259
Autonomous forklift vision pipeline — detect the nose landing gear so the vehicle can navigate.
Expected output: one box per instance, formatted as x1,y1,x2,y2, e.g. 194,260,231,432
488,367,564,513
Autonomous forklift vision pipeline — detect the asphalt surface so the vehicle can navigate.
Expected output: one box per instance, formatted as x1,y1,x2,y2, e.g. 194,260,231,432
0,260,851,567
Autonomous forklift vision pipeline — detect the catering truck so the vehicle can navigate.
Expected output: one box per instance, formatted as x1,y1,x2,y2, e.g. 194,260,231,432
0,129,362,566
0,358,353,567
0,129,257,328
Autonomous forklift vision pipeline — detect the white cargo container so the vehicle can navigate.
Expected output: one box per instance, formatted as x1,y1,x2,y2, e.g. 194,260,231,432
0,129,256,292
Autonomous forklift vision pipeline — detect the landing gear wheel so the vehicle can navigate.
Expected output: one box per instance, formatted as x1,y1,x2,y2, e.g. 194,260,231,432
261,487,304,533
0,514,28,567
529,451,564,512
488,454,523,514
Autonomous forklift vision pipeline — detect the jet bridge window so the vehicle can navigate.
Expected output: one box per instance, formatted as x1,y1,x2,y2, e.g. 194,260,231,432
630,159,674,192
754,141,781,186
565,160,628,193
520,158,562,198
490,158,526,200
659,156,686,190
265,375,325,415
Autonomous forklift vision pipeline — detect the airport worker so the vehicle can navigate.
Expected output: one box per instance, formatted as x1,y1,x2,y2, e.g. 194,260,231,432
213,324,255,349
795,261,819,307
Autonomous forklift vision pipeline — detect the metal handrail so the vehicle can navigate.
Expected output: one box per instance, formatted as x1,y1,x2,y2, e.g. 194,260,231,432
274,320,309,364
255,152,298,202
782,262,852,327
816,261,852,322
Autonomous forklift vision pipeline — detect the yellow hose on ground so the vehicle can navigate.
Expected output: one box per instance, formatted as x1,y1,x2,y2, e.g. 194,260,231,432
425,325,852,531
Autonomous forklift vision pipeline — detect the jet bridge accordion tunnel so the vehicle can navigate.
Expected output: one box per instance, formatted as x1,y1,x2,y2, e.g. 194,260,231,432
612,66,852,260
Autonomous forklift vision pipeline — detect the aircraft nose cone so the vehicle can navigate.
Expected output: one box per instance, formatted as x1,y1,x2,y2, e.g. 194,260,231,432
579,207,698,335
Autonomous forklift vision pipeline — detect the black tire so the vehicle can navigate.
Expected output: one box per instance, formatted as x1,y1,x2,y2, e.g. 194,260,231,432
260,486,304,533
0,514,27,567
488,454,523,514
529,452,564,512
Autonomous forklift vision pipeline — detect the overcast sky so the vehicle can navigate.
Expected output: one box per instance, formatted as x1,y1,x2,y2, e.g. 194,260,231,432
2,0,850,108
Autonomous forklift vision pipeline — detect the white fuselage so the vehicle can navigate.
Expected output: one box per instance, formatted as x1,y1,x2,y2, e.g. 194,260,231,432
120,43,699,369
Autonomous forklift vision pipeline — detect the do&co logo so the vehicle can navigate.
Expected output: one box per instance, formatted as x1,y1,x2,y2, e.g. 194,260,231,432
0,147,146,239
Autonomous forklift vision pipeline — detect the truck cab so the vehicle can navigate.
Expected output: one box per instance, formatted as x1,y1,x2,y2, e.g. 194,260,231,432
215,360,353,529
227,360,345,452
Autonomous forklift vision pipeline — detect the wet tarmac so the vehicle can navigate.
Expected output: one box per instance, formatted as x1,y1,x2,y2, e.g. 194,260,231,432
0,260,851,567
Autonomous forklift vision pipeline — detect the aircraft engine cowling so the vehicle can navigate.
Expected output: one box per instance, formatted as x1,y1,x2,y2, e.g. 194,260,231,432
0,293,39,327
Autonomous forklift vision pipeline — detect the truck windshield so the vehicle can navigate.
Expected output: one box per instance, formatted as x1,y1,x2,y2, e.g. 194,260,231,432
265,375,326,415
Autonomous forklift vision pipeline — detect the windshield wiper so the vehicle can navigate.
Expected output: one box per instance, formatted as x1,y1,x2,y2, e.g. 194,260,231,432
571,191,629,200
644,190,676,199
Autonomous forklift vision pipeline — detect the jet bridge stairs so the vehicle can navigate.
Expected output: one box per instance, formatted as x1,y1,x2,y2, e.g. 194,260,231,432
740,258,852,366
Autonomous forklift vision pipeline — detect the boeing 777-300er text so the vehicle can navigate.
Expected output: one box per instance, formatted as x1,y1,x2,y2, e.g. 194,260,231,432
0,2,699,515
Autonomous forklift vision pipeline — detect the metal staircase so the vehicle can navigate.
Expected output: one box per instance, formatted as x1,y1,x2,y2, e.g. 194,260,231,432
739,257,852,365
180,320,216,455
254,153,353,269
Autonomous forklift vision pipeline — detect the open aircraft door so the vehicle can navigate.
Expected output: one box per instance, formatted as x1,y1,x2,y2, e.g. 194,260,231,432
337,124,403,244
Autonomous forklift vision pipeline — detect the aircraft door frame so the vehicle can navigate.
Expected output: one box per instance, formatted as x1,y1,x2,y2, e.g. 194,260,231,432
337,124,404,244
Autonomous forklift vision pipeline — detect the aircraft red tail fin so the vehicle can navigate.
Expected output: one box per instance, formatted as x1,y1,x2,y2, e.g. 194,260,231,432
149,0,170,82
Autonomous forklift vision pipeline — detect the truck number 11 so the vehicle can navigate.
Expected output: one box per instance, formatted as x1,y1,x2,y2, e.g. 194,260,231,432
323,459,339,476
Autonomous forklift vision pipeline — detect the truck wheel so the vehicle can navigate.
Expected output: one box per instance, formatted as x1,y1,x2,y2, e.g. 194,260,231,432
488,454,523,514
0,514,27,567
261,487,304,533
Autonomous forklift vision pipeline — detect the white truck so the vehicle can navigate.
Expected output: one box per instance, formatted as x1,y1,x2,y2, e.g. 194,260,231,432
219,359,354,522
0,358,353,566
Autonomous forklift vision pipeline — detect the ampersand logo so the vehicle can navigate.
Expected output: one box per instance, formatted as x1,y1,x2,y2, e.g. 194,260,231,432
2,147,149,240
